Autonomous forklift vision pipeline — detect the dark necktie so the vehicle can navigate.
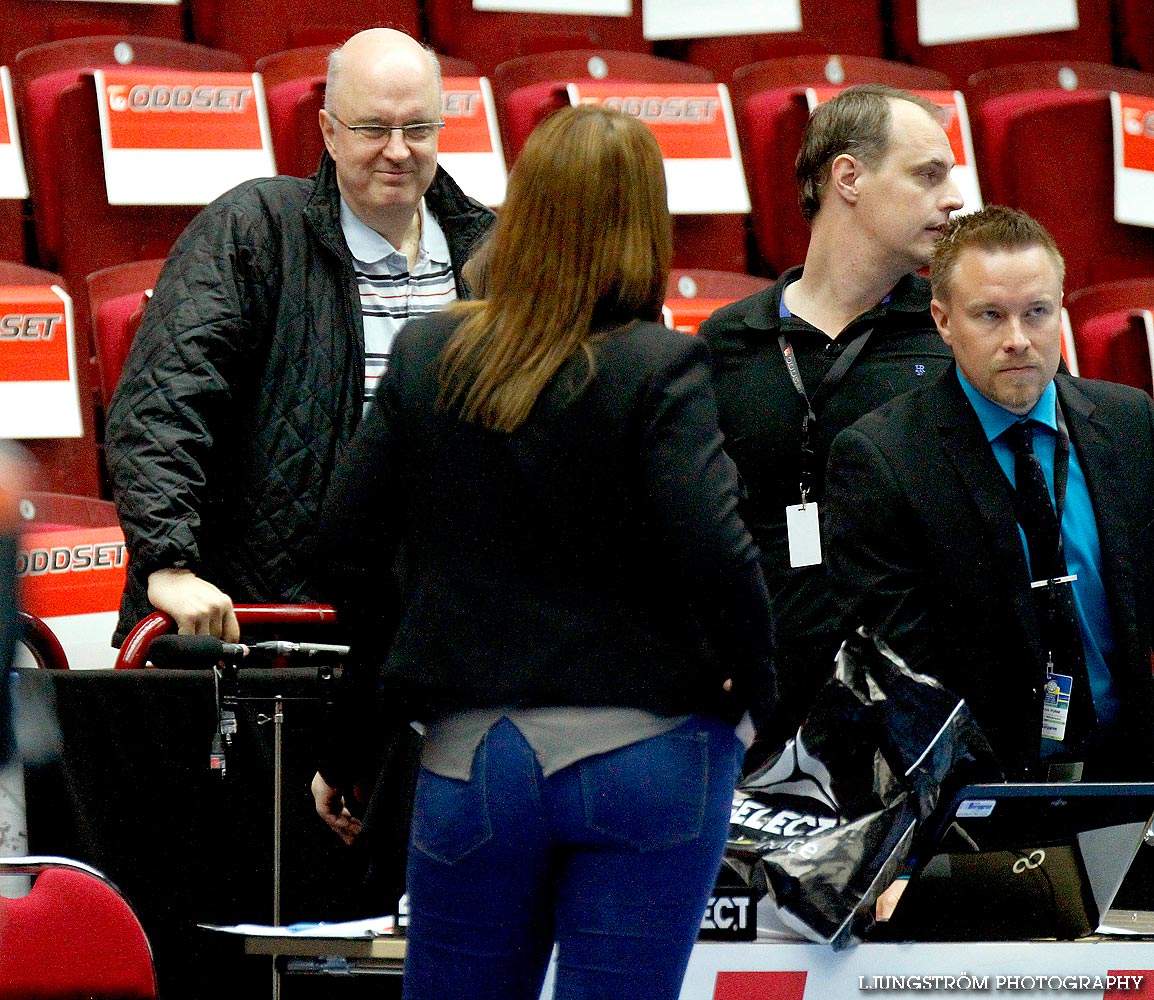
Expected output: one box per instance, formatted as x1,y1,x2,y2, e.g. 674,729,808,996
1002,420,1098,758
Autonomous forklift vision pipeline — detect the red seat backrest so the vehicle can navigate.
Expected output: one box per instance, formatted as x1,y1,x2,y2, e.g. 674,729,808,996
426,0,649,78
1073,312,1154,396
86,257,164,410
0,867,157,998
1067,278,1154,330
681,0,885,83
187,0,420,66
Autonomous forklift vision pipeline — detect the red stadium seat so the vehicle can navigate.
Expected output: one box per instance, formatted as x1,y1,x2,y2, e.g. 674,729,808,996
964,61,1154,196
187,0,420,67
0,261,100,496
255,45,331,176
85,258,163,411
115,603,339,669
964,63,1154,292
1066,278,1154,394
1067,277,1154,332
887,0,1114,88
674,0,884,84
0,0,182,69
729,56,950,276
1070,310,1154,396
425,0,649,78
12,37,245,289
0,856,157,998
492,51,746,270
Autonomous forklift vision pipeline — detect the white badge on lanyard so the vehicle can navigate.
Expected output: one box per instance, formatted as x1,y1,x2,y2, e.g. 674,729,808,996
786,499,822,567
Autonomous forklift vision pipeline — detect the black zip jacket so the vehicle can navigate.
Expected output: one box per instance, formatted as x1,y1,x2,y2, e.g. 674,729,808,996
107,154,494,643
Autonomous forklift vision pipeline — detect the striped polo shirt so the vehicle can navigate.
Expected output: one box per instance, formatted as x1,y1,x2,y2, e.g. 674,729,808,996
339,197,457,412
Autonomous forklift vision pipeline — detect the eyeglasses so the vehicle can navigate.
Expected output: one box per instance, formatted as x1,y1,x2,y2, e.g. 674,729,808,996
327,113,445,144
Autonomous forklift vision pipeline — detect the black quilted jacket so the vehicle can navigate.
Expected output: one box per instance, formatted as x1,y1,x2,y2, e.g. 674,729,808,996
106,154,493,644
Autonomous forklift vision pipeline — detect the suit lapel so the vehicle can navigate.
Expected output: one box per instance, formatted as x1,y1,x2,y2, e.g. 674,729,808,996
1057,375,1124,549
1057,375,1137,662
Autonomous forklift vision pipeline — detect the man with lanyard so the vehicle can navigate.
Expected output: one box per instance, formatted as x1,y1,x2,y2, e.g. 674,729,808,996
701,84,963,756
106,28,493,644
825,205,1154,788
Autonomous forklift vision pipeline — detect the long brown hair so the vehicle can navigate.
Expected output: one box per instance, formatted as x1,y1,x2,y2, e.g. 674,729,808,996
438,104,672,431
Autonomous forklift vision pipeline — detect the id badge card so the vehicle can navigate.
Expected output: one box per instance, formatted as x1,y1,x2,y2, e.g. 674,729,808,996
1041,669,1073,742
786,502,822,567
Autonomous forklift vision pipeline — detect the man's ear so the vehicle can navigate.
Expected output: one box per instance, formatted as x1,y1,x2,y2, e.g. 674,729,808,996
930,297,952,345
829,153,863,206
320,109,338,159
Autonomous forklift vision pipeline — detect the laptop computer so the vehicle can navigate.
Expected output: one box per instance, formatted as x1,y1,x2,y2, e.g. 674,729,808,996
877,782,1154,941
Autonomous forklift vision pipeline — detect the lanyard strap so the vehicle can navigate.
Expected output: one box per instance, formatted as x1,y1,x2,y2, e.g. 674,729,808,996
778,329,874,501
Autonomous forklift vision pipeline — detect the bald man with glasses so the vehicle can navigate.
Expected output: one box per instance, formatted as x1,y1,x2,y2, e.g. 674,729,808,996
107,28,494,646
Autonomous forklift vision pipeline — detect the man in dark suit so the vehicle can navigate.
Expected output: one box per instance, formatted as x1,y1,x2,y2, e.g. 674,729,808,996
701,84,964,755
825,206,1154,783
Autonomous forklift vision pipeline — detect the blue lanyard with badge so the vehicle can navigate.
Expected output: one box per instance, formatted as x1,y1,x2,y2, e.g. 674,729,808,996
777,329,873,568
1008,406,1077,743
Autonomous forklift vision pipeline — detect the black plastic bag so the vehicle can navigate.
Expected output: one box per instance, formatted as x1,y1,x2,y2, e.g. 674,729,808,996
723,628,1001,948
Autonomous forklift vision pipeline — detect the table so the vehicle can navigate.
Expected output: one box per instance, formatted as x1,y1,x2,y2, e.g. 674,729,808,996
244,932,406,976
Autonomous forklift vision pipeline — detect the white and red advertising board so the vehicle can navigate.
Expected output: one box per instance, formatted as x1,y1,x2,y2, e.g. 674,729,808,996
0,67,28,200
0,285,81,440
807,87,983,215
915,0,1079,46
472,0,629,15
94,68,275,205
642,0,801,42
16,523,126,670
568,82,750,214
1111,91,1154,229
438,77,507,208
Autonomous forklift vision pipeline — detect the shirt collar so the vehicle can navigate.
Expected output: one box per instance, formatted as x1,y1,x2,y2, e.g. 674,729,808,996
956,367,1058,443
338,198,451,266
777,274,894,320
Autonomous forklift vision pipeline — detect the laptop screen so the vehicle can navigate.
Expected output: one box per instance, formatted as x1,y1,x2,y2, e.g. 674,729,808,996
880,782,1154,941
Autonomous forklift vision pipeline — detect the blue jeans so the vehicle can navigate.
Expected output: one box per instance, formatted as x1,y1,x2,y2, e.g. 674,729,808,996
401,715,742,1000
